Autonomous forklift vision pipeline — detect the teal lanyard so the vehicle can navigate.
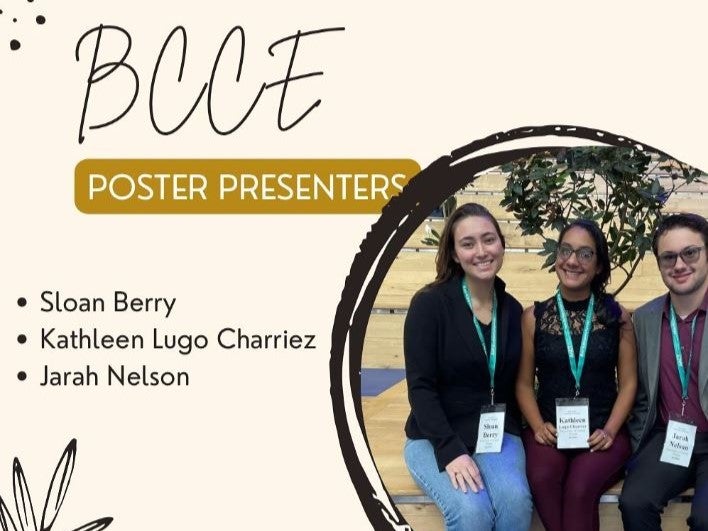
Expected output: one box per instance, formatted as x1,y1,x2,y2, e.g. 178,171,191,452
461,278,497,403
668,305,698,416
555,291,595,397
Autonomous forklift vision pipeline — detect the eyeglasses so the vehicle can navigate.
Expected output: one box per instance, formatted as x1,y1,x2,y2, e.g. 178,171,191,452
557,244,595,264
657,245,706,268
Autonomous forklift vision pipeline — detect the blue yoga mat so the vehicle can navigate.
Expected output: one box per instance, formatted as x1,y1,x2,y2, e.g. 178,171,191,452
360,368,406,397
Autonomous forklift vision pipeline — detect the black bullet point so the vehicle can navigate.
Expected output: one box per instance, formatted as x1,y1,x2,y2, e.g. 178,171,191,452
17,334,27,344
17,297,27,307
17,371,27,381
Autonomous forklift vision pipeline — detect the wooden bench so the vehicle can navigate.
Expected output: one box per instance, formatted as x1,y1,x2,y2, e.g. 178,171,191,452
363,381,695,531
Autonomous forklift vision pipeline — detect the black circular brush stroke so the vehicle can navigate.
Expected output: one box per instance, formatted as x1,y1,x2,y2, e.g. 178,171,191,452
330,124,668,529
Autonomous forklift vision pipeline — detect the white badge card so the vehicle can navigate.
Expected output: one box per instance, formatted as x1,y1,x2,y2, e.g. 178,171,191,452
555,398,590,449
475,404,506,454
660,414,697,468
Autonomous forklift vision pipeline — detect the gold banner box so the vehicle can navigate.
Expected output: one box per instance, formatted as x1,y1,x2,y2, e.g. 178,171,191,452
75,159,420,214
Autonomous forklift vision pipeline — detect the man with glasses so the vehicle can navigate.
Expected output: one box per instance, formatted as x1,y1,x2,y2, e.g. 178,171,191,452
619,213,708,531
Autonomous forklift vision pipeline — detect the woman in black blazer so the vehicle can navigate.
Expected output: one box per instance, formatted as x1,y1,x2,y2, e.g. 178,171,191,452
403,203,532,531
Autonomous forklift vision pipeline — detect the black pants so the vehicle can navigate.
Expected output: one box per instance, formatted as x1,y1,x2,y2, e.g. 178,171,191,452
619,428,708,531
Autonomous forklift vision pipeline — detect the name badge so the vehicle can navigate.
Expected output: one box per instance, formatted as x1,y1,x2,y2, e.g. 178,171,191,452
660,414,697,468
555,397,590,449
475,404,506,454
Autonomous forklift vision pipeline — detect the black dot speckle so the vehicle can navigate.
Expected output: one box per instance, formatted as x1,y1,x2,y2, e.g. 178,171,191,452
12,17,17,22
10,39,20,50
36,15,45,24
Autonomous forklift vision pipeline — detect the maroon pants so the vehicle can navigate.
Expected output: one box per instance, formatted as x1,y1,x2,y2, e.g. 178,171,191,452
522,426,631,531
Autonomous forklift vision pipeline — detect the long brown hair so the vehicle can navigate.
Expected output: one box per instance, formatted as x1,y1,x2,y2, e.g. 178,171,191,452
432,203,506,285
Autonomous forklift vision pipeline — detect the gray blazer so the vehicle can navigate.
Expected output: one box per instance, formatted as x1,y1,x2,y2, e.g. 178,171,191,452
628,294,708,452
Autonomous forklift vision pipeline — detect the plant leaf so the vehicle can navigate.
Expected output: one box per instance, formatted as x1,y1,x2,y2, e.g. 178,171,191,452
542,253,556,269
13,459,37,531
70,517,113,531
0,496,19,531
41,439,77,531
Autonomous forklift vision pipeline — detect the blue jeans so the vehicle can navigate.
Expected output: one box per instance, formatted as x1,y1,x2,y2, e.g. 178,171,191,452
404,434,532,531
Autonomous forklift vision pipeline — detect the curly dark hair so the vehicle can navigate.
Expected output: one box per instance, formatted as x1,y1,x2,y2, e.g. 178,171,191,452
557,219,621,326
557,219,611,295
651,213,708,258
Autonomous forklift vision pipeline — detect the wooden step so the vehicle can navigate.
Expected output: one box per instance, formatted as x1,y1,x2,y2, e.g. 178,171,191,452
464,172,708,195
363,313,406,369
405,218,547,250
453,191,708,222
373,251,667,310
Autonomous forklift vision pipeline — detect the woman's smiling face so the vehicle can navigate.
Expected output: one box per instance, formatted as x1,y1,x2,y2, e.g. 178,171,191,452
452,215,504,283
555,225,601,295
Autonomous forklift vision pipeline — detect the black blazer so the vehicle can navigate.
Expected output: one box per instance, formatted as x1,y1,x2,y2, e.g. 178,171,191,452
404,274,523,471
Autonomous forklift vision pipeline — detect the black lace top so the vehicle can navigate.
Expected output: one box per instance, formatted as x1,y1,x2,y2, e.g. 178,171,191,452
534,294,621,431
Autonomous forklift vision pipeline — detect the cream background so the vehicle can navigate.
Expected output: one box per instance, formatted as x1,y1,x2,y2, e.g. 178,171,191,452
1,2,707,529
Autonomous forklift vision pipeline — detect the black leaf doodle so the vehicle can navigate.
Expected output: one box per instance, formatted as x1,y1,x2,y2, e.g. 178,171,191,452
0,440,113,531
2,0,46,52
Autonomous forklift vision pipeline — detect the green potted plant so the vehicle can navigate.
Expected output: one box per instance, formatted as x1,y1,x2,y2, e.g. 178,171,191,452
500,146,705,295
